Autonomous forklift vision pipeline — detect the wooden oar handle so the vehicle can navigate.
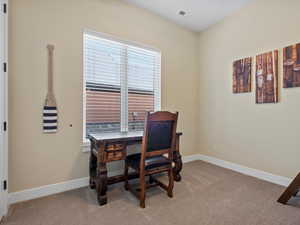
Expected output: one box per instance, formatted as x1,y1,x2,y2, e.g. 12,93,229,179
47,44,54,94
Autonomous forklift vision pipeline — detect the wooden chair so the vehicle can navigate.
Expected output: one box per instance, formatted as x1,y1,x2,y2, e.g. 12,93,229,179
124,111,178,208
278,172,300,204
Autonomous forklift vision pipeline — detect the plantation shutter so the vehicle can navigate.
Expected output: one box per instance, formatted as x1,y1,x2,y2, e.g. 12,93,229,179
84,32,161,136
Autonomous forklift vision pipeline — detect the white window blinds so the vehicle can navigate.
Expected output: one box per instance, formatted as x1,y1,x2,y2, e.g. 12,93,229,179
84,32,161,136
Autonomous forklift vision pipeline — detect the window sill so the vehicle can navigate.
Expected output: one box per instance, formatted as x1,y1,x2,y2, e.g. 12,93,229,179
82,140,91,153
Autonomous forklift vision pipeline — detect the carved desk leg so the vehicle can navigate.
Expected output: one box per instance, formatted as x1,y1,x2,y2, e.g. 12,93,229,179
96,143,108,206
173,135,183,182
89,141,97,189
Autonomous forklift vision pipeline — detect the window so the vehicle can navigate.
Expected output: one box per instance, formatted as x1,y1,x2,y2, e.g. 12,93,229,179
83,31,161,138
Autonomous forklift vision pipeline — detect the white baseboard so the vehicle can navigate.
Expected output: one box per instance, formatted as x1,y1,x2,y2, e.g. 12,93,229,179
9,154,292,205
197,154,292,187
8,154,199,204
8,177,89,205
182,154,200,163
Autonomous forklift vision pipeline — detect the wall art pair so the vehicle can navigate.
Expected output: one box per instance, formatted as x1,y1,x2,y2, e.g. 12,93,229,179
233,43,300,104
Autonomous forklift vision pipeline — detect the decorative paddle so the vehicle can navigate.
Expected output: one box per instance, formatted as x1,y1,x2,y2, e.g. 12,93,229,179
43,44,58,133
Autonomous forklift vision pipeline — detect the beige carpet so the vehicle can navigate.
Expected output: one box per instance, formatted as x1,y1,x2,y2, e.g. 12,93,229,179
2,161,300,225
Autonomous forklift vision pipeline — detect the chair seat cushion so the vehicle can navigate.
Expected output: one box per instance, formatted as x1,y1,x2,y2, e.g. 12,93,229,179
126,153,172,170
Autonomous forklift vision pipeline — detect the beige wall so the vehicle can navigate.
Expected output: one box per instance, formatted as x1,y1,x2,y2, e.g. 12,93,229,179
10,0,300,194
197,0,300,178
8,0,199,192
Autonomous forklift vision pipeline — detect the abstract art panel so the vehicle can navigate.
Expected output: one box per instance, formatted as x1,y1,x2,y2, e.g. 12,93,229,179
283,43,300,88
233,57,252,93
256,50,278,104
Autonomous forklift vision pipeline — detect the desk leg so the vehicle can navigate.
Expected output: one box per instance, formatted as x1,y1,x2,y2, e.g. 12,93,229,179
89,152,97,189
97,163,107,205
173,136,183,182
96,144,108,206
173,152,182,182
96,162,108,205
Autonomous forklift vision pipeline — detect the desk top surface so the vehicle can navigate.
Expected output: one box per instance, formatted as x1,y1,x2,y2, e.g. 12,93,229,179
88,131,183,142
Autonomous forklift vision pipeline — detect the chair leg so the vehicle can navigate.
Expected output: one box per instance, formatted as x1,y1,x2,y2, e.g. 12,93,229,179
139,173,146,208
124,161,129,191
167,168,174,198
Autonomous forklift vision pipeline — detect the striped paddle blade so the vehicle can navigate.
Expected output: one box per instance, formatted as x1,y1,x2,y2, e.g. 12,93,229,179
43,106,57,133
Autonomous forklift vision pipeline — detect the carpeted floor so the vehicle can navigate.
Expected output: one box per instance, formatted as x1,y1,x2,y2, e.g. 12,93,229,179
2,161,300,225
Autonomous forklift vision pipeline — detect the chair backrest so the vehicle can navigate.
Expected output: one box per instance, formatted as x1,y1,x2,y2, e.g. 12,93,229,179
140,111,178,164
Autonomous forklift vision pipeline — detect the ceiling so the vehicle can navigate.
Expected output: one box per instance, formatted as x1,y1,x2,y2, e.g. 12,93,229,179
124,0,254,32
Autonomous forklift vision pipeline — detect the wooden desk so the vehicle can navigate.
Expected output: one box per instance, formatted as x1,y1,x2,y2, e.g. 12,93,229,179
88,131,183,206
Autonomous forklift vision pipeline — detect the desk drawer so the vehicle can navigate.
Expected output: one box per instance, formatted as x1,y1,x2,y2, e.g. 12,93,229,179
104,143,126,162
105,151,125,162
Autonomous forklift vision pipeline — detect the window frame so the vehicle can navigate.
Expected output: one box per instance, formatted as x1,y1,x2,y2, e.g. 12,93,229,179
82,30,162,144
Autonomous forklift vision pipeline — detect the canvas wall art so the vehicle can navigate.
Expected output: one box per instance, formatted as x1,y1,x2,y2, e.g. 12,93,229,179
283,43,300,88
256,50,278,104
233,57,252,93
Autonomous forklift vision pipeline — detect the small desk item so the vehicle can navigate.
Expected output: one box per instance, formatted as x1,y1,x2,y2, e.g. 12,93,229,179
88,130,183,206
277,172,300,204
